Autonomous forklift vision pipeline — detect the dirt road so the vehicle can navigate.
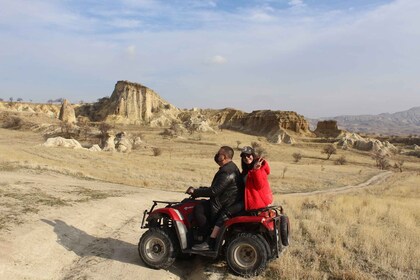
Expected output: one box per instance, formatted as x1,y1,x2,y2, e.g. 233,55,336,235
0,170,393,279
283,171,393,196
0,170,218,280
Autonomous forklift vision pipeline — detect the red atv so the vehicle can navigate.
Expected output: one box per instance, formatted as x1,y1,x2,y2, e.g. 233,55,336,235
138,197,290,277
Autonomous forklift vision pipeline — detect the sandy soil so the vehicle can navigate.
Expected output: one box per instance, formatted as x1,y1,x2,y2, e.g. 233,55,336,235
0,170,220,280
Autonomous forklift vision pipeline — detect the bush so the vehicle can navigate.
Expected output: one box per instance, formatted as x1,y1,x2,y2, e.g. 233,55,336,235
334,155,347,165
152,147,162,156
322,144,337,160
372,151,391,170
251,141,262,149
2,115,23,129
393,160,404,172
292,152,302,163
250,141,266,157
60,121,73,138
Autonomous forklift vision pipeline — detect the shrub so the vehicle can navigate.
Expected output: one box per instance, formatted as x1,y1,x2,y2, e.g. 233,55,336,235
250,141,266,157
152,147,162,156
393,160,404,172
292,152,302,163
251,141,261,149
2,115,23,129
60,121,73,138
322,144,337,160
372,151,391,170
334,155,347,165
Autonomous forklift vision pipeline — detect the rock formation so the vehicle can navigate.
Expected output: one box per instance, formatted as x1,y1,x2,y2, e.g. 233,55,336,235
206,109,311,143
314,120,343,137
58,99,76,123
43,137,83,149
336,132,397,155
93,81,179,125
115,132,132,153
102,132,116,152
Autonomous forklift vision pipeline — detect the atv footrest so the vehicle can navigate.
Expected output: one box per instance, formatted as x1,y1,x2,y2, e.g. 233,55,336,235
183,249,218,258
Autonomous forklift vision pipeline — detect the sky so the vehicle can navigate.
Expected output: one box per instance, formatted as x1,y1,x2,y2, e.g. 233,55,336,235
0,0,419,118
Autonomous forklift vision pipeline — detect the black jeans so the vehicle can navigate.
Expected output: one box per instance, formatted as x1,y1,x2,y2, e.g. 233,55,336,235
194,200,212,236
214,201,244,227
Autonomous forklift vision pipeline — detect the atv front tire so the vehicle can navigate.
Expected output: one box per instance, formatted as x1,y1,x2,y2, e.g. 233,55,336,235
138,228,178,269
226,233,268,277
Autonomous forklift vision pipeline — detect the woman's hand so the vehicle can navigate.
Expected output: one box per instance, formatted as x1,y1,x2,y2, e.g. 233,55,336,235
253,158,264,169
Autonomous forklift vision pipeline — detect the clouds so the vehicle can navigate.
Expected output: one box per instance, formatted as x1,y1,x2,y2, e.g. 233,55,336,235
208,55,227,65
0,0,419,117
288,0,306,8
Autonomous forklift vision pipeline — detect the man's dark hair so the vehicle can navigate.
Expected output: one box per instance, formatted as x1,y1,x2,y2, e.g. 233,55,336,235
220,146,234,159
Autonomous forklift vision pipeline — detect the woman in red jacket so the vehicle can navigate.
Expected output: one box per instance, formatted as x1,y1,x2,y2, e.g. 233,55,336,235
240,146,273,210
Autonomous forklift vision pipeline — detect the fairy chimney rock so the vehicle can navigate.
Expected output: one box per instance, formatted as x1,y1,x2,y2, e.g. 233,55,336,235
58,99,76,123
97,81,178,124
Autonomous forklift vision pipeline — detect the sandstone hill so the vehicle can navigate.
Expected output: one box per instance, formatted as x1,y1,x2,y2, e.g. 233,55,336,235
201,108,312,144
77,81,179,126
310,107,420,136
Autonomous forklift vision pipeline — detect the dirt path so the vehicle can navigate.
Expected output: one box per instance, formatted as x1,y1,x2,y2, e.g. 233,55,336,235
0,171,213,280
0,170,393,279
283,171,393,196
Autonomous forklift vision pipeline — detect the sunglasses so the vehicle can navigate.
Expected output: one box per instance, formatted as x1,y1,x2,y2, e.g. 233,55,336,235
241,154,253,158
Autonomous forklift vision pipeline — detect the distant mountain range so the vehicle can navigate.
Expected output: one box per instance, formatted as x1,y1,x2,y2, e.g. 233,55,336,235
309,106,420,136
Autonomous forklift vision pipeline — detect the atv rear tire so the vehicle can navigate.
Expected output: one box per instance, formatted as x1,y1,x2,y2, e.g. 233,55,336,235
280,215,290,246
138,228,178,269
226,233,268,277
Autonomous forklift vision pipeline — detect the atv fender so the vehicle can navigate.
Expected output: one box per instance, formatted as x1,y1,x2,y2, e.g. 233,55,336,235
224,216,276,231
146,208,188,250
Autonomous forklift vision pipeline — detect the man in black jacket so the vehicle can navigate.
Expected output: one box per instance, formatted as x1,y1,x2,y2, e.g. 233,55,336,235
186,146,244,250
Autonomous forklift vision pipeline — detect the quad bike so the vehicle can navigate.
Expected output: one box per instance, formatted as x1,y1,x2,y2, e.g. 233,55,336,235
138,197,290,277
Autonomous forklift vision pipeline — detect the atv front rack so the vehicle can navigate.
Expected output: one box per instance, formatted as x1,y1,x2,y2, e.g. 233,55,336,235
140,200,181,229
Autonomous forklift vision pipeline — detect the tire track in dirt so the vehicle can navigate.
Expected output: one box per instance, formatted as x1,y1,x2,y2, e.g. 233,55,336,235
283,171,393,197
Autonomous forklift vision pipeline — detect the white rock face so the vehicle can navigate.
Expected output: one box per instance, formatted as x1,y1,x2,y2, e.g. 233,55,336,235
89,144,102,152
42,137,83,149
336,132,397,155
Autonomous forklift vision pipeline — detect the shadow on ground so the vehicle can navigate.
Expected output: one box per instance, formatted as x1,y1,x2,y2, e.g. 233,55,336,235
41,219,219,279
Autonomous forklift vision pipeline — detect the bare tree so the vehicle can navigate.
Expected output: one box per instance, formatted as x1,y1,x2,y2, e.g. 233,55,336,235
322,144,337,160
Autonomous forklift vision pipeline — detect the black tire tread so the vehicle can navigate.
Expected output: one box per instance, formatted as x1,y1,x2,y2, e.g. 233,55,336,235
280,215,290,246
138,228,178,269
226,233,268,277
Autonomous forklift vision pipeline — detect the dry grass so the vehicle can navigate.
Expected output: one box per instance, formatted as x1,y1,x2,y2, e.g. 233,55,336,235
263,172,420,280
